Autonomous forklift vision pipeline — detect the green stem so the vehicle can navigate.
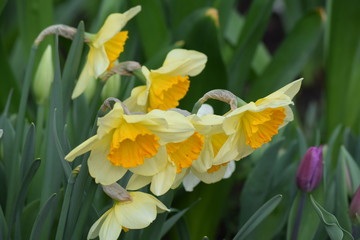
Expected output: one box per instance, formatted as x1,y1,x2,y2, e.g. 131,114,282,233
132,69,146,83
292,193,306,240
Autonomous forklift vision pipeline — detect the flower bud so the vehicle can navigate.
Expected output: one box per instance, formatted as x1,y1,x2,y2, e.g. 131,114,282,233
32,45,54,104
349,185,360,222
296,146,323,192
101,74,121,101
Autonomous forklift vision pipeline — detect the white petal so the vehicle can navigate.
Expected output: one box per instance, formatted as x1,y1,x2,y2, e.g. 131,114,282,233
223,161,236,179
88,135,127,185
65,135,98,162
197,104,214,117
182,172,201,192
192,165,227,184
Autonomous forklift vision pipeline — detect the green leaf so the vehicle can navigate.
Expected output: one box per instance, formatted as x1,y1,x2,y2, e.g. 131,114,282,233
62,22,84,116
310,195,354,240
179,10,228,114
131,0,169,59
20,124,35,178
234,194,283,240
341,146,360,195
161,199,201,238
21,199,40,239
228,0,275,96
286,191,322,240
239,140,283,224
325,0,360,134
0,205,8,239
29,193,57,240
248,8,324,99
334,149,352,232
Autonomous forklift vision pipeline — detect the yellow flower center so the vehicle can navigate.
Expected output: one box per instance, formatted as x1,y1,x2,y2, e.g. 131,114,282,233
241,107,286,149
210,133,228,157
107,121,160,168
166,132,204,173
104,31,128,70
207,162,229,173
148,73,190,111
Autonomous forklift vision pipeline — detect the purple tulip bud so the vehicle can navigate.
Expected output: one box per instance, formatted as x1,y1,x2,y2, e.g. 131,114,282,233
349,186,360,220
296,146,323,192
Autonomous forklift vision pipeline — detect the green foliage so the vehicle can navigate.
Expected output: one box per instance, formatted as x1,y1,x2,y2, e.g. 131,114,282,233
1,0,360,239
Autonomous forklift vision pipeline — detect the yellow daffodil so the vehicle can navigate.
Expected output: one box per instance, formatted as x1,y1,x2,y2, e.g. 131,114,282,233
87,191,168,240
126,131,204,196
65,102,194,185
72,6,141,99
214,79,302,165
124,49,207,112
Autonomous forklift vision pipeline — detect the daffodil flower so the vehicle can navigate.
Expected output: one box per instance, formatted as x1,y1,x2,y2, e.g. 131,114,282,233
124,49,207,112
65,102,194,185
126,131,204,196
214,79,302,165
72,6,141,99
87,191,168,240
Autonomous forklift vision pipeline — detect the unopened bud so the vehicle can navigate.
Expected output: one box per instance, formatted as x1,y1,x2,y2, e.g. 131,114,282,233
101,74,121,101
101,183,132,202
32,45,54,104
350,185,360,223
296,146,323,192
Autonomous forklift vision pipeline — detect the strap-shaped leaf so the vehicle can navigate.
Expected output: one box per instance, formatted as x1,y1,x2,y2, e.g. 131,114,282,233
310,195,354,240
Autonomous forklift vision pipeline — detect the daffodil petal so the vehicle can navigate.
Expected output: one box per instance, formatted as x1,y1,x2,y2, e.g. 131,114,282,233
192,164,227,184
65,135,98,162
88,135,127,185
93,6,141,46
223,161,236,179
115,192,158,229
182,171,201,192
191,139,214,172
72,54,96,99
92,47,110,77
155,49,207,76
267,79,303,100
150,162,177,196
126,174,152,190
99,209,122,240
87,209,111,240
123,85,148,113
97,103,124,138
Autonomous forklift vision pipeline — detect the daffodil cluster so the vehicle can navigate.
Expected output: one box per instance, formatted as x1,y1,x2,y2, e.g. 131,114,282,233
54,5,303,240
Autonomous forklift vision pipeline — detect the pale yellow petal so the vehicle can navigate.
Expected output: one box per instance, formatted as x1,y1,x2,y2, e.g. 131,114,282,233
115,192,158,229
72,53,95,99
213,134,241,165
92,47,110,77
123,85,148,113
139,110,194,144
154,49,207,76
65,135,98,162
97,102,124,138
99,209,122,240
126,174,152,190
171,168,189,189
192,164,227,184
88,135,127,185
191,139,214,172
129,146,168,176
150,162,177,196
87,209,111,239
223,161,236,179
266,79,302,100
93,6,141,47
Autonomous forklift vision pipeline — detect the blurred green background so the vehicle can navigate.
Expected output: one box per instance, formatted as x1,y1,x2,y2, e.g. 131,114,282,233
1,0,360,239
